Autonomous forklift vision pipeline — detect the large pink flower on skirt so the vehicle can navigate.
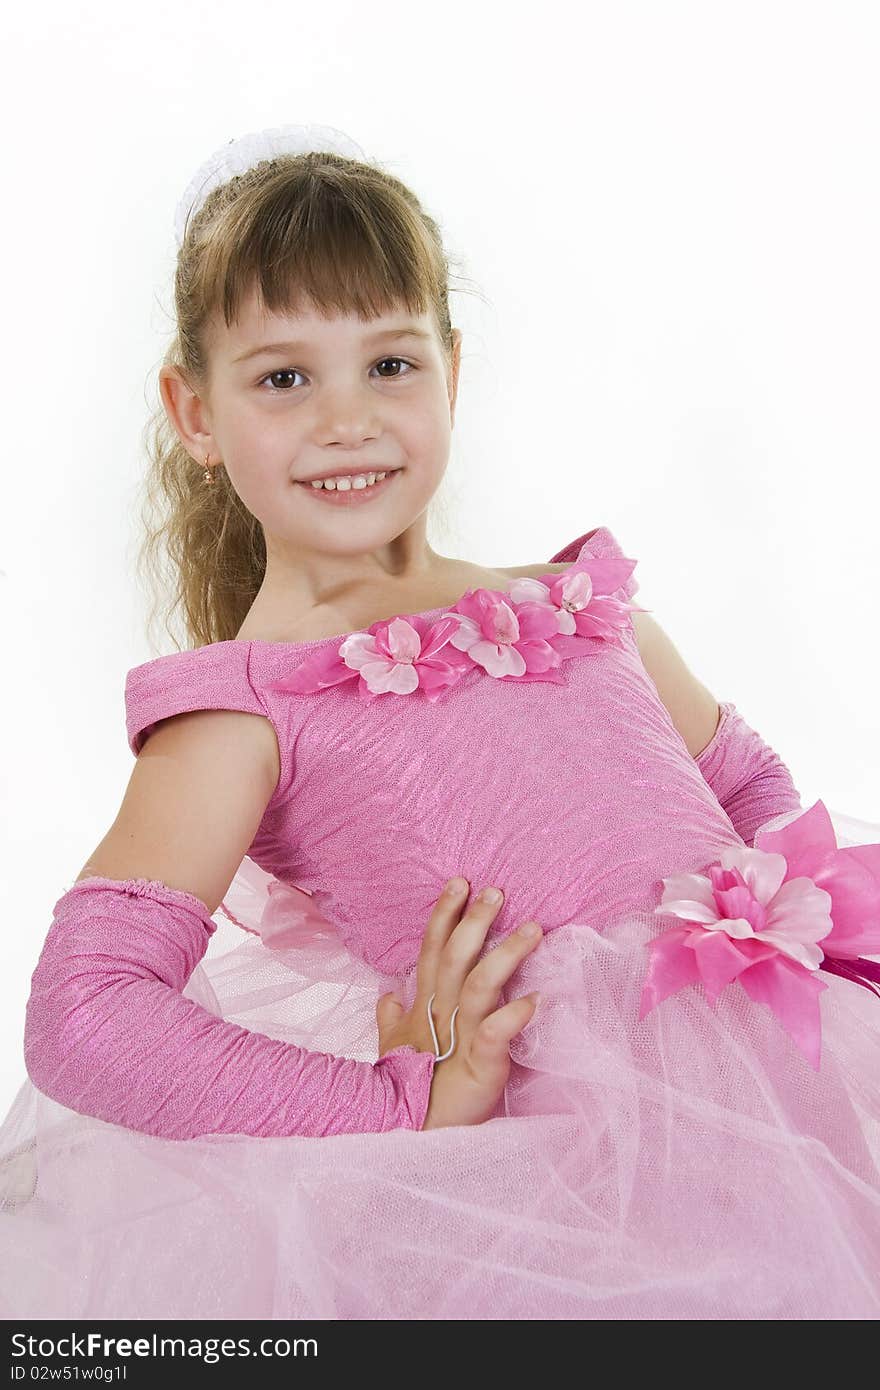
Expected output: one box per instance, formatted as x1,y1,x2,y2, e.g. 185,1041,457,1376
639,799,880,1070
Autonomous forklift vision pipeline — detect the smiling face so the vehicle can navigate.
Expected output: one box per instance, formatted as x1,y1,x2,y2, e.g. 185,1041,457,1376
161,286,462,587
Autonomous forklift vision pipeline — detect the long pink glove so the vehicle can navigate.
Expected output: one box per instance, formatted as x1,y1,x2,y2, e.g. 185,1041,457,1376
694,701,803,849
23,875,436,1140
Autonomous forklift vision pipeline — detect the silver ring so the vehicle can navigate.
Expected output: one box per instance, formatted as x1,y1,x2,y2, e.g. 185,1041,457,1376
427,992,460,1061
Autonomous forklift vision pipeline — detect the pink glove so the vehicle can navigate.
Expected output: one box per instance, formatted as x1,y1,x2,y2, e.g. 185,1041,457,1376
24,876,436,1140
694,701,803,849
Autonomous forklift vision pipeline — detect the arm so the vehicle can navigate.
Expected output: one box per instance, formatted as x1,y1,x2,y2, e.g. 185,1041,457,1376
632,611,802,847
24,710,434,1139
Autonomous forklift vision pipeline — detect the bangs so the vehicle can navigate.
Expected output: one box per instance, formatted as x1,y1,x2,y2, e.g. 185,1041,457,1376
193,160,447,336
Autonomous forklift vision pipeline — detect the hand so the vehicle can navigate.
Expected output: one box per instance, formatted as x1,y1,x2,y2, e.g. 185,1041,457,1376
375,879,543,1130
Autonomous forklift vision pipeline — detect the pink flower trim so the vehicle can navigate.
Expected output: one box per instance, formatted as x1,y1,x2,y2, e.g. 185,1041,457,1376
264,612,473,705
264,554,643,702
639,799,880,1071
506,555,647,655
446,587,568,681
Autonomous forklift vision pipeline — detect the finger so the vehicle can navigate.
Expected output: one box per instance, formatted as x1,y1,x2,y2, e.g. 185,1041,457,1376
456,922,543,1027
432,886,507,1012
415,878,471,993
467,993,539,1075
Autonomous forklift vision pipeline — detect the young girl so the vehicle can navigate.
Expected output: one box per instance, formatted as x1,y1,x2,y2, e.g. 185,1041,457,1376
2,123,879,1321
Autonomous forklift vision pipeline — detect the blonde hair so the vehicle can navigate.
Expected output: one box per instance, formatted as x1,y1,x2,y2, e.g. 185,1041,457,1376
136,150,481,652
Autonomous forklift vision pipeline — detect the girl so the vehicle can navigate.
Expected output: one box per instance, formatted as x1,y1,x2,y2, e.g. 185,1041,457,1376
2,124,879,1320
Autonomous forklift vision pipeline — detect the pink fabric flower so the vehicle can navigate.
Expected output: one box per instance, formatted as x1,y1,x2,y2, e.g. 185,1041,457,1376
446,588,569,683
265,613,473,703
506,556,646,655
639,798,880,1070
756,800,880,959
340,614,474,698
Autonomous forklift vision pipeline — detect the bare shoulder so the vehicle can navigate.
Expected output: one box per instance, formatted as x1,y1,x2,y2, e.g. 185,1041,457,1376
497,561,572,580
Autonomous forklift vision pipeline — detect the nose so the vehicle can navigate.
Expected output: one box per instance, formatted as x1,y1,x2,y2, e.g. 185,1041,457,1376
314,385,382,449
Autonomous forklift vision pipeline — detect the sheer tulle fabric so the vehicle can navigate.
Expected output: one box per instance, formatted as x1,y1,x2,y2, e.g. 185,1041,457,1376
2,807,879,1321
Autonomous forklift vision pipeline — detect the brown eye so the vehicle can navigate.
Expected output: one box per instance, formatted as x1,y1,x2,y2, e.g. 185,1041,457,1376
262,369,300,391
374,357,414,378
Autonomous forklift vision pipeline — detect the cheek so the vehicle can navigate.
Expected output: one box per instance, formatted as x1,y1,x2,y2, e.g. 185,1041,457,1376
231,416,292,473
223,442,293,514
403,402,451,451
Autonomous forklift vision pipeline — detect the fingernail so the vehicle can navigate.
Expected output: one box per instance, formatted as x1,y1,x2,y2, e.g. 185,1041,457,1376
446,877,467,895
481,886,502,904
518,921,541,939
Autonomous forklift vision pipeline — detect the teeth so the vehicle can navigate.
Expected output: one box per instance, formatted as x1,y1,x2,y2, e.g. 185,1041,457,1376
309,470,390,490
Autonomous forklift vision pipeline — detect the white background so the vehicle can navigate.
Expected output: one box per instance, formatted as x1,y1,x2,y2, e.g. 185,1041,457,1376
1,0,878,1114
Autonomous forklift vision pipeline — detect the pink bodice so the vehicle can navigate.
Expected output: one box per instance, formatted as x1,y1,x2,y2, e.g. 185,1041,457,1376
125,526,743,974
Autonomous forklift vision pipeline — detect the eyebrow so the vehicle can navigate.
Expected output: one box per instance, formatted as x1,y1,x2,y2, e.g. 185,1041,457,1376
232,326,433,364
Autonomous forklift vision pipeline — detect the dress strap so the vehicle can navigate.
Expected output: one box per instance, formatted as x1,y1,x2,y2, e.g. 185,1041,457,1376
549,525,639,601
124,641,293,802
125,642,263,753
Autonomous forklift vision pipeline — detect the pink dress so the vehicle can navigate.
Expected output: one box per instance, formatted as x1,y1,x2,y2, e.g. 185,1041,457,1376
2,525,879,1319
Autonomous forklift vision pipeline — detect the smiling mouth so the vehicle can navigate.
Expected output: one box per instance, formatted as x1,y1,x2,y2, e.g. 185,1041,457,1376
296,468,402,501
299,468,397,488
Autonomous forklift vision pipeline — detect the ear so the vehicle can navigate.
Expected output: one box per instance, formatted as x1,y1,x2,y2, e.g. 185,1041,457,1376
159,365,222,467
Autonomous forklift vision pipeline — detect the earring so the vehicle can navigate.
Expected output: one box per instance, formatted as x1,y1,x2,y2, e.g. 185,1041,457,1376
203,453,215,485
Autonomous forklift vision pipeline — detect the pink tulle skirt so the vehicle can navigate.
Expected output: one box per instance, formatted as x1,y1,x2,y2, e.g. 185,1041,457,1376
2,808,880,1320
